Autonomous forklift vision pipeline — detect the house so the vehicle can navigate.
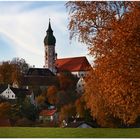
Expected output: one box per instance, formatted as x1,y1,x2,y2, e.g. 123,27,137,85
39,108,58,123
0,84,33,101
0,85,16,100
61,117,97,128
66,121,93,128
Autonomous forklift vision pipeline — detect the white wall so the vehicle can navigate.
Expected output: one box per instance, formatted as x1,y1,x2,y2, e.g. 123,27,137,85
72,71,87,78
1,87,16,99
76,77,85,93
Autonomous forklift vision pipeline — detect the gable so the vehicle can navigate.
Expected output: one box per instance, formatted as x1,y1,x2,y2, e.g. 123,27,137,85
1,88,16,99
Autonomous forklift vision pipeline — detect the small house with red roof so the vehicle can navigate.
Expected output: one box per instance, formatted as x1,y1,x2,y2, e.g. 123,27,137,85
39,108,58,123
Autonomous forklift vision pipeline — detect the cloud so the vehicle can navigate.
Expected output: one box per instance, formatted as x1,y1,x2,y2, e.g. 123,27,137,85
0,1,92,67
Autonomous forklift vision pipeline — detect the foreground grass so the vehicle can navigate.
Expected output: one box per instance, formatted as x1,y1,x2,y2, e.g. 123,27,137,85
0,127,140,138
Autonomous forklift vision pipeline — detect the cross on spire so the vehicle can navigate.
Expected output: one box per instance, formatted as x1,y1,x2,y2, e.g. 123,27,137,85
47,18,53,33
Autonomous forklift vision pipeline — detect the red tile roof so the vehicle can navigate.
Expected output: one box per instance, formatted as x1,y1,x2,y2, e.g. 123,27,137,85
55,56,90,72
40,109,57,116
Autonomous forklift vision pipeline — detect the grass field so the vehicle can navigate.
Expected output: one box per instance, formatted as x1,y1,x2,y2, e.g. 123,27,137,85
0,127,140,138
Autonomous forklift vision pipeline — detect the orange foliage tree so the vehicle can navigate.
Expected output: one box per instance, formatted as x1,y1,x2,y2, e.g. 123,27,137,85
35,95,46,105
67,1,140,127
59,103,76,121
0,61,22,85
47,86,58,105
75,96,86,118
0,102,11,118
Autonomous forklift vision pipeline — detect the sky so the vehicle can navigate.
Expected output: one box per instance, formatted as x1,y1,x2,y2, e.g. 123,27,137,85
0,1,91,68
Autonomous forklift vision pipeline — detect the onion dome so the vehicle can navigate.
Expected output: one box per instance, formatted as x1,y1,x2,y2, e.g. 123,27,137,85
44,20,56,46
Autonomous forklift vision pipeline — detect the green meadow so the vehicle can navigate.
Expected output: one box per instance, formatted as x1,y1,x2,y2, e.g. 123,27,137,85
0,127,140,138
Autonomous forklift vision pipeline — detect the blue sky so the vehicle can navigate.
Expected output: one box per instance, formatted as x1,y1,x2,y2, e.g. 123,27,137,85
0,1,91,67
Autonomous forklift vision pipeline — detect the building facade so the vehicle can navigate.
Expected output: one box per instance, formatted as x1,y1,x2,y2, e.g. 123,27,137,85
44,20,56,73
44,20,91,78
43,20,91,94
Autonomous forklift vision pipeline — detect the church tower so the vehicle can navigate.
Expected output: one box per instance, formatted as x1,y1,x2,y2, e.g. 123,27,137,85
44,20,56,73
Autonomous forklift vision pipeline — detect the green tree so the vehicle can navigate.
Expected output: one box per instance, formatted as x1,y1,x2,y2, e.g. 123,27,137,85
20,98,38,121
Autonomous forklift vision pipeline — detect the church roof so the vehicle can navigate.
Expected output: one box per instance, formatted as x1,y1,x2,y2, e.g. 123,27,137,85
44,21,56,46
55,56,90,72
26,68,55,76
22,68,58,86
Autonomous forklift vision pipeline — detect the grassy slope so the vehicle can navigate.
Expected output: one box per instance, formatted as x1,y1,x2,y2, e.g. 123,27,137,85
0,127,140,138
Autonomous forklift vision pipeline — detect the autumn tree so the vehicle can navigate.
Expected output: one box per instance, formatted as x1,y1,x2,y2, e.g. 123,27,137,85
67,1,140,127
75,95,86,118
0,102,11,119
58,71,77,91
0,61,14,84
0,58,30,86
57,71,78,103
59,103,76,122
47,86,58,105
0,61,21,85
36,95,46,105
11,57,30,74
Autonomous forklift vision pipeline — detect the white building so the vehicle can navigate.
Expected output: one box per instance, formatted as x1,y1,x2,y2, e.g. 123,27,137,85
0,84,34,103
42,21,91,96
0,85,16,99
43,20,91,78
76,77,85,94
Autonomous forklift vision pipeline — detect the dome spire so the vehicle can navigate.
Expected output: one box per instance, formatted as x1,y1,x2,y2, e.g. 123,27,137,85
47,18,53,33
44,19,56,46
